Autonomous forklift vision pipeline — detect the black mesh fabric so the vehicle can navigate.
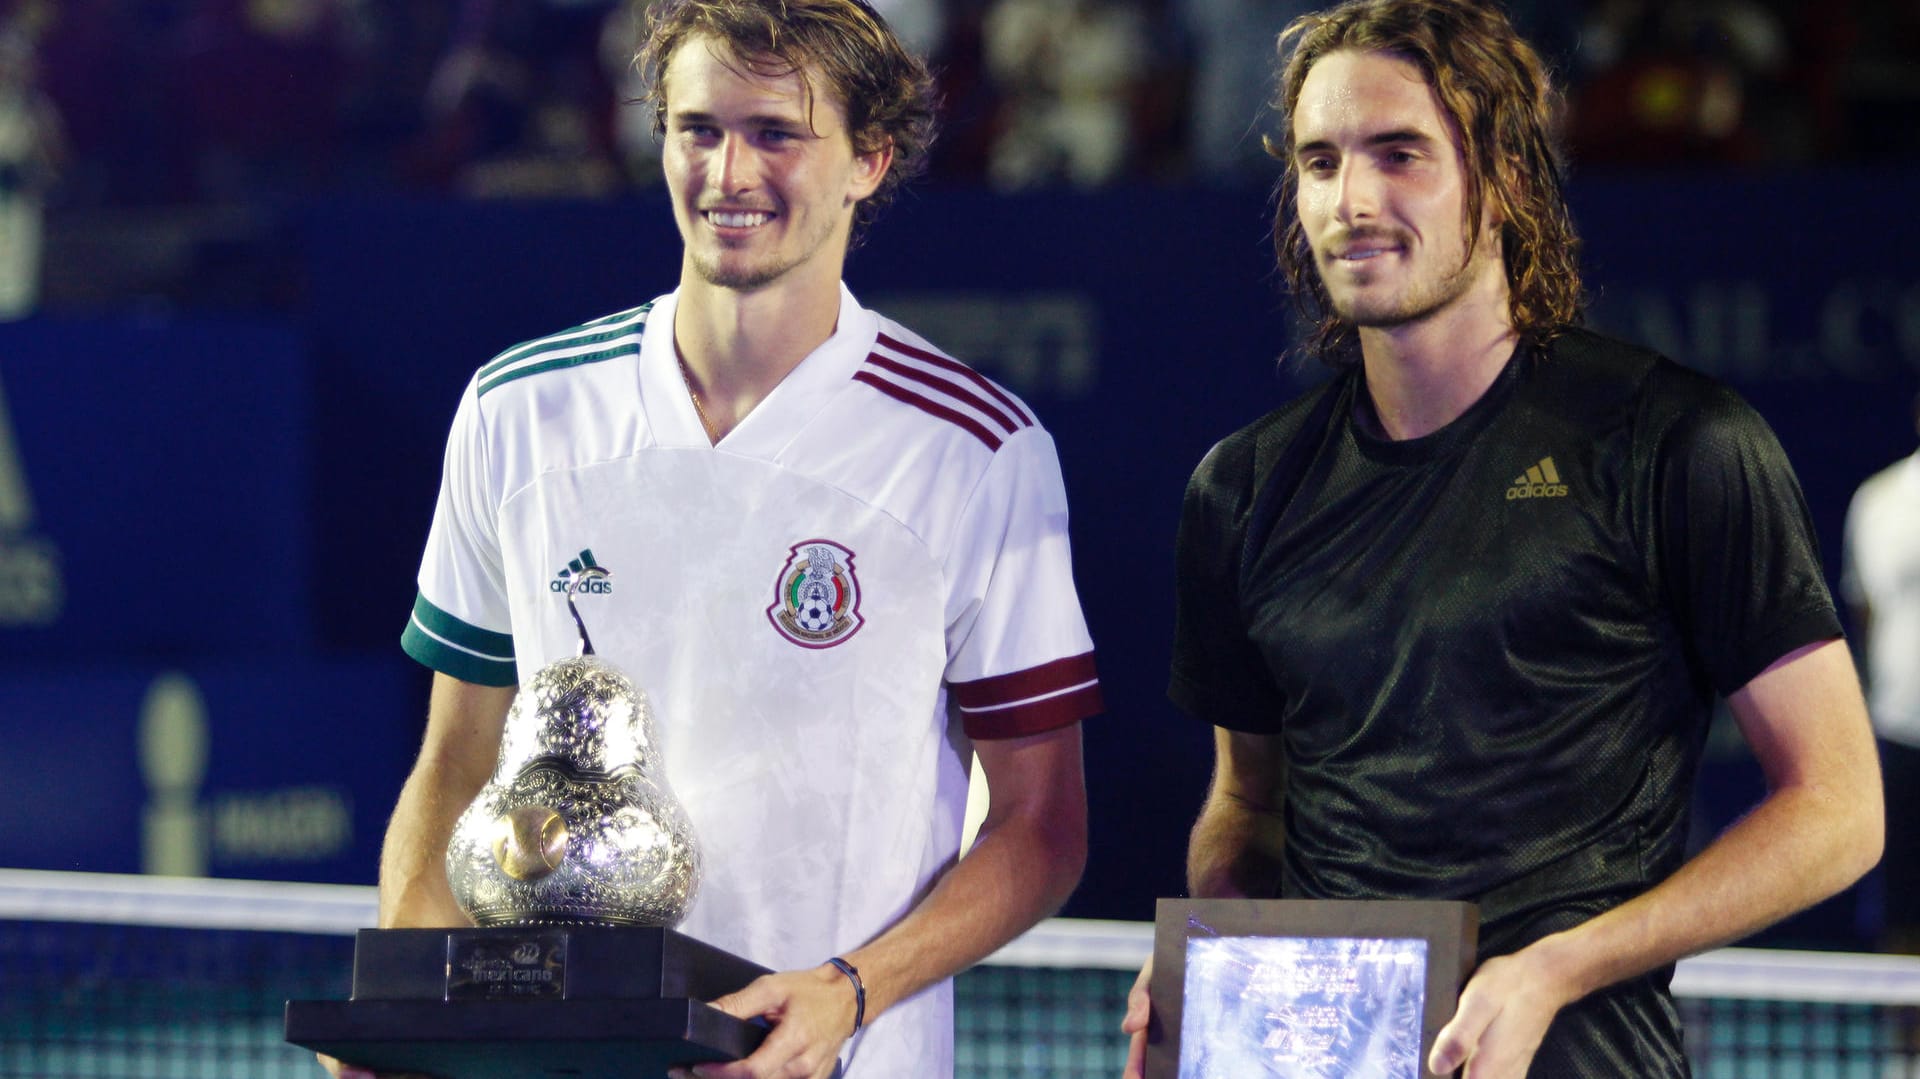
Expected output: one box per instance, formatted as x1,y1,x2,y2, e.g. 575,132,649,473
1169,329,1841,1077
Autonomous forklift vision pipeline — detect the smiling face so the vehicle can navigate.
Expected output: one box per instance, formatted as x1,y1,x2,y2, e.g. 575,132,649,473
660,36,889,296
1291,49,1507,332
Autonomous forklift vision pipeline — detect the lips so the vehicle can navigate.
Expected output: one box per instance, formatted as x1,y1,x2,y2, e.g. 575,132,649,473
1327,230,1405,263
1332,241,1399,262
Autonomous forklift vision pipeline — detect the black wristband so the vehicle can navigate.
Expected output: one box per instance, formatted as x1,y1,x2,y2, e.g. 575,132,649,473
825,956,865,1035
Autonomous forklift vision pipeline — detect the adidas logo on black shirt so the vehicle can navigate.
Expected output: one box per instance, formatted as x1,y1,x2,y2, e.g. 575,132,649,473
1507,456,1569,500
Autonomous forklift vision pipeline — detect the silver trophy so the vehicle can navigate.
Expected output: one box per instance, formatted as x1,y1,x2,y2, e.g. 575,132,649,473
286,566,774,1077
445,566,702,926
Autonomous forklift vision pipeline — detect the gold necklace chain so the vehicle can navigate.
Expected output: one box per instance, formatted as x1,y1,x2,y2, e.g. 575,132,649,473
677,356,720,443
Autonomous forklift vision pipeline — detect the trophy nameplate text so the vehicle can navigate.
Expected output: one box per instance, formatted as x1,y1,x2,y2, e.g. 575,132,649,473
1145,898,1477,1079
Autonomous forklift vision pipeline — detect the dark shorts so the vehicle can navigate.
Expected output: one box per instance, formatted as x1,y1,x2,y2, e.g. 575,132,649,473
1529,973,1691,1078
1883,739,1920,944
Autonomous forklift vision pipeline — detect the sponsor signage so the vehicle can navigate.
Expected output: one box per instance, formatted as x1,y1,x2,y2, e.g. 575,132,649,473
0,659,416,883
0,318,314,659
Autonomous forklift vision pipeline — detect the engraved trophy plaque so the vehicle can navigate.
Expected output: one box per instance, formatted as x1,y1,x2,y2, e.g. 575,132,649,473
287,569,772,1078
1146,898,1477,1079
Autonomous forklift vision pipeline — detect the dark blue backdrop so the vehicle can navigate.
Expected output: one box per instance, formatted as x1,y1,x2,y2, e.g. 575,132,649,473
2,170,1915,945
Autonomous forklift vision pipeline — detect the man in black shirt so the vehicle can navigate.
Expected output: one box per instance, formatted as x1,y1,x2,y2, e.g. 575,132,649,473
1121,1,1883,1077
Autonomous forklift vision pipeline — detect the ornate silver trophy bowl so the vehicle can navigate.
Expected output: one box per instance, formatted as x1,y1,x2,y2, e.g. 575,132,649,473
445,568,701,926
284,567,778,1075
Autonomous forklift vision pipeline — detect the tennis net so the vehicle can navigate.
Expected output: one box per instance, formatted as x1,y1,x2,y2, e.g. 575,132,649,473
5,869,1919,1078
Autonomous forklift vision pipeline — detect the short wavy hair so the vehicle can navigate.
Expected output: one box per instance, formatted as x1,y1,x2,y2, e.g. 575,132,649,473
637,0,937,243
1270,0,1584,364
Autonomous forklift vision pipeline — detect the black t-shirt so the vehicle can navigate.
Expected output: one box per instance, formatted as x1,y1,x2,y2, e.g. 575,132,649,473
1169,329,1840,1076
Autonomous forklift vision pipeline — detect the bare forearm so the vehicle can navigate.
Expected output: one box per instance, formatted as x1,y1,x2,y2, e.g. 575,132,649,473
1187,794,1281,897
376,673,515,929
693,727,1089,1079
1186,727,1286,898
1526,778,1881,1002
375,760,490,928
842,801,1085,1021
1430,786,1873,1076
1542,642,1883,998
1430,642,1881,1077
838,726,1088,1023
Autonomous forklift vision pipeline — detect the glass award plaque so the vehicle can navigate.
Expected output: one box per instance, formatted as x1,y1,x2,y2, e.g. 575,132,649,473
1146,899,1476,1079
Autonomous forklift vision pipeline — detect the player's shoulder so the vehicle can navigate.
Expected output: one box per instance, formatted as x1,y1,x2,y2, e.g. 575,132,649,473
1533,326,1754,437
1539,325,1662,374
1544,327,1790,479
1190,373,1344,499
1631,348,1774,453
469,301,656,404
848,314,1044,455
1524,326,1668,418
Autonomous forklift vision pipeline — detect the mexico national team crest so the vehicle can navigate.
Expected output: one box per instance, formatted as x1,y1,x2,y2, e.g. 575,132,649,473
767,539,863,649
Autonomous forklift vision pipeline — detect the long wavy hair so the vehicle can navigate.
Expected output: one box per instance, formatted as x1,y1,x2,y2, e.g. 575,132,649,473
638,0,937,244
1269,0,1584,365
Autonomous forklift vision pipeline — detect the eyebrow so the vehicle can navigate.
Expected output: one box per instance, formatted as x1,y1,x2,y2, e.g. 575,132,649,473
669,109,813,132
1294,128,1438,159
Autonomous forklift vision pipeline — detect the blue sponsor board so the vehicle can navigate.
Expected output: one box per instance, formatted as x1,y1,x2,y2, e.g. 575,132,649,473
0,316,314,659
298,175,1920,933
3,173,1911,941
0,657,419,883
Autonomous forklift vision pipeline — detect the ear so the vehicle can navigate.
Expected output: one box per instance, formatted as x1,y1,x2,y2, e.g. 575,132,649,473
846,138,894,205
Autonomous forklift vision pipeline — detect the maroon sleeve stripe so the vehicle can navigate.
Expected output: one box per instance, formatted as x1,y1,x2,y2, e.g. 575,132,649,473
865,354,1022,434
951,651,1100,709
852,370,1003,450
963,682,1104,740
876,332,1036,426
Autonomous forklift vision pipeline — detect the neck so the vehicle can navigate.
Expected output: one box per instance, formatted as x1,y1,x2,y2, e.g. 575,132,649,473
672,271,844,443
1356,268,1518,441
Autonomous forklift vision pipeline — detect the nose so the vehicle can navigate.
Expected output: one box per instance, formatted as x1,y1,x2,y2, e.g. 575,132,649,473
1333,160,1379,224
714,133,759,196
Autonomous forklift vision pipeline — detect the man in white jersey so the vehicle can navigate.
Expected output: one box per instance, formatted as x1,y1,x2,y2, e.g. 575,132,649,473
1844,393,1920,953
323,3,1100,1078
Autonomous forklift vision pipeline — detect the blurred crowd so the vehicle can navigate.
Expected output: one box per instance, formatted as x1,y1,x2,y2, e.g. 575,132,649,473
3,0,1918,212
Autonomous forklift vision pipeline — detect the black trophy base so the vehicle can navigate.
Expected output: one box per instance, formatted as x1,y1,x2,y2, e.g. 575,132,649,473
285,998,762,1078
286,924,771,1079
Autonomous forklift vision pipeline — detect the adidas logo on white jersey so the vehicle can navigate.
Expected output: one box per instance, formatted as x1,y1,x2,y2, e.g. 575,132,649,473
550,549,612,593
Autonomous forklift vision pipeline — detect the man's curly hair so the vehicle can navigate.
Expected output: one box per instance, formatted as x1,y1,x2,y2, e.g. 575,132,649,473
637,0,937,244
1269,0,1584,365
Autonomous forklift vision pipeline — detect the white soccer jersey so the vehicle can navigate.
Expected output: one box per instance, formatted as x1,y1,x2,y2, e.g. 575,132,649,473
402,285,1102,1077
1844,451,1920,746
